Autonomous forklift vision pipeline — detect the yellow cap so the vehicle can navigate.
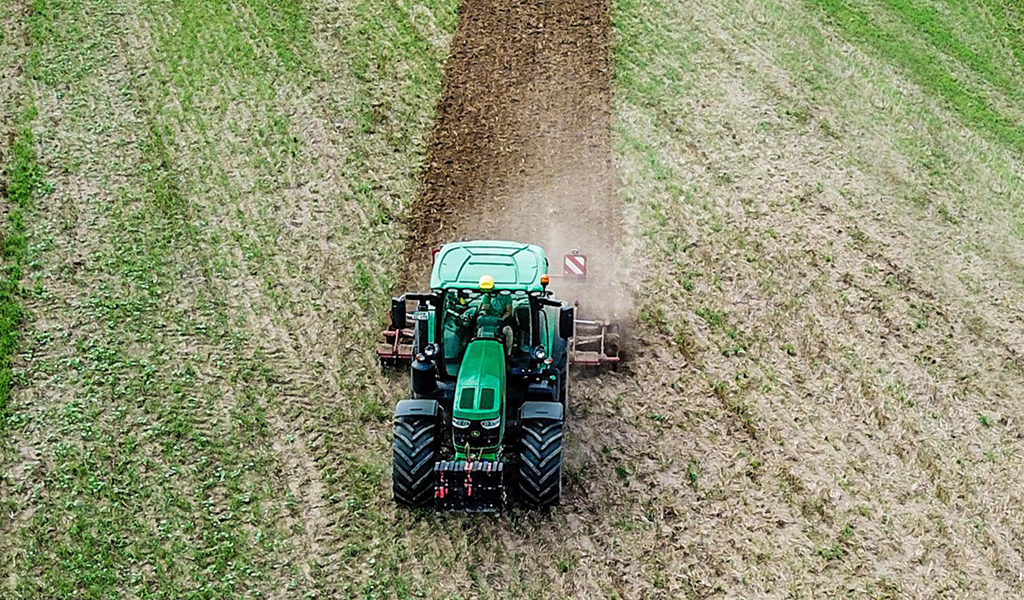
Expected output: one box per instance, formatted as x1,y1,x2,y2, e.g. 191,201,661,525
479,275,495,290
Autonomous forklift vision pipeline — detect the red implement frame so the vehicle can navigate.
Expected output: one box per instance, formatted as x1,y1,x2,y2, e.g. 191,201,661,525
377,327,414,364
377,321,620,367
570,303,621,367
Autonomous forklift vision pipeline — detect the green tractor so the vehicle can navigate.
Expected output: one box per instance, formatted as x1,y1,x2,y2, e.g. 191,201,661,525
384,241,576,511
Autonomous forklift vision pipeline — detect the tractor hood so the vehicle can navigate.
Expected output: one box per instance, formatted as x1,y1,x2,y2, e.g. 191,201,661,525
453,339,506,420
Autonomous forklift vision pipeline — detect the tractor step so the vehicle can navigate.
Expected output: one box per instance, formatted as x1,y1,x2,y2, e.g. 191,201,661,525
434,460,505,513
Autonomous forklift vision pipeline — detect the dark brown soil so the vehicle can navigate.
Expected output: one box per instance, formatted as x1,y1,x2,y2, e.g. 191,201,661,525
404,0,623,300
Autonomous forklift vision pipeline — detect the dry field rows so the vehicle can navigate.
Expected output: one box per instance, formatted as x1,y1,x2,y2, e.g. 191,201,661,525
2,0,1023,598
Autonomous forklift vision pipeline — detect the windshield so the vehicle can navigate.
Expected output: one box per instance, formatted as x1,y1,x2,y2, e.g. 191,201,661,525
440,289,532,376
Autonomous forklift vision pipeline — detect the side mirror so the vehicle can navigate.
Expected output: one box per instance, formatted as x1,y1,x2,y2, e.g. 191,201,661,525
559,306,574,339
391,297,407,330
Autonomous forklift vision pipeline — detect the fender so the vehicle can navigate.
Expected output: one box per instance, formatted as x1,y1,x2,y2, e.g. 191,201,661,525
395,398,439,418
519,401,563,421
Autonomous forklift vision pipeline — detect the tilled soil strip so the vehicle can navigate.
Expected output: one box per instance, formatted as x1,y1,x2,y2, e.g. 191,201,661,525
405,0,622,292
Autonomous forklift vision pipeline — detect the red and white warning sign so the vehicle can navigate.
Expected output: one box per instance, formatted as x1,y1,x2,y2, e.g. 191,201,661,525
563,251,587,278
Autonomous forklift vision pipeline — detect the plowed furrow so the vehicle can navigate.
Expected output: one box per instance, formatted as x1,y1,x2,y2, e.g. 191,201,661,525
404,0,624,304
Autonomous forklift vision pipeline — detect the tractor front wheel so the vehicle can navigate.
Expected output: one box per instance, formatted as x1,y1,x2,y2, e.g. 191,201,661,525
393,414,437,507
518,419,563,508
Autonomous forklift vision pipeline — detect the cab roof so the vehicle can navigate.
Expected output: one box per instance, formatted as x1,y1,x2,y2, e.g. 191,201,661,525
430,241,548,292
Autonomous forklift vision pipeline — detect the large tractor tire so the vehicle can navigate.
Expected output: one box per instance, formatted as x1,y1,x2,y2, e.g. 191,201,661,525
393,413,437,507
518,418,563,508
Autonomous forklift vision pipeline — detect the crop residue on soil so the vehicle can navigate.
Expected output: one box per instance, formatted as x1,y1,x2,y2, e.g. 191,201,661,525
405,0,627,317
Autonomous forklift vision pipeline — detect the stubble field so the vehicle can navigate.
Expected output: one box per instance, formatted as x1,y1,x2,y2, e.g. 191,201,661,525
2,0,1023,598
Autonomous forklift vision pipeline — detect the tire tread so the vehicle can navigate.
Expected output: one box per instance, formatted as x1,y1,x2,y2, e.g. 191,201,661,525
393,415,436,507
518,419,563,507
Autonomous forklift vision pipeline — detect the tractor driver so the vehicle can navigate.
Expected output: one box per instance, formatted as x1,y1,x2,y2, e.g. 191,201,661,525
461,276,514,354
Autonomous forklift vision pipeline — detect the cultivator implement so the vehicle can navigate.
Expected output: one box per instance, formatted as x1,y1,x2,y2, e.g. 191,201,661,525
378,310,620,366
378,248,622,368
571,311,621,367
377,327,415,364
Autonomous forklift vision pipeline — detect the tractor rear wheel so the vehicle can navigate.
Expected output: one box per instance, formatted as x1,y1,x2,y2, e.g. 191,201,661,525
518,419,563,508
393,414,437,507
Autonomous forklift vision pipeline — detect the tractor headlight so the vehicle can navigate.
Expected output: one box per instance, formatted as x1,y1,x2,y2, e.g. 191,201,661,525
424,343,438,358
532,346,547,361
480,417,501,429
452,418,470,428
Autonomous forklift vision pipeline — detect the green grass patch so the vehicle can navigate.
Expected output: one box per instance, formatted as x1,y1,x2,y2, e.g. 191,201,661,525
0,105,43,427
882,0,1021,102
977,0,1024,71
808,0,1024,151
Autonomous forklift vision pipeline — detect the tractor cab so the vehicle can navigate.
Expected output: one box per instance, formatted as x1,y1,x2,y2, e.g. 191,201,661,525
440,285,533,374
424,241,564,380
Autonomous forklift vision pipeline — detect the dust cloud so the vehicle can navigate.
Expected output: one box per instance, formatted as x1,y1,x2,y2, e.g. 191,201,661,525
488,153,632,323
